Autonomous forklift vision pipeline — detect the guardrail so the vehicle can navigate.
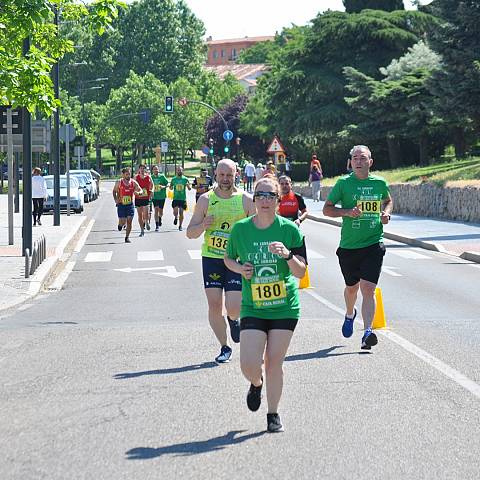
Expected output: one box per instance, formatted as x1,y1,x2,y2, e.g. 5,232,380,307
24,234,47,278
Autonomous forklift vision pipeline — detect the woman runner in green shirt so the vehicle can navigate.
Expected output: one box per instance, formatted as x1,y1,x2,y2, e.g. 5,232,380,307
225,176,307,433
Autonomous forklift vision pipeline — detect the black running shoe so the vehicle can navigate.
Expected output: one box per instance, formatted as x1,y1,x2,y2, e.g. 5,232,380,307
215,345,232,364
247,378,263,412
173,217,178,225
267,413,284,433
159,219,162,226
117,224,123,231
146,222,150,231
228,318,240,343
361,328,378,350
125,237,131,243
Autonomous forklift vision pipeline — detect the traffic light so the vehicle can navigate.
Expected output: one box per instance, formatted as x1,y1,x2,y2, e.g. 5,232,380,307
224,145,229,154
165,96,174,113
209,148,214,156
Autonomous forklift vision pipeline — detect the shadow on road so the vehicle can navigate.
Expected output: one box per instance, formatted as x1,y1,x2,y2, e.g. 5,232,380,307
113,361,218,379
125,430,266,459
285,345,370,362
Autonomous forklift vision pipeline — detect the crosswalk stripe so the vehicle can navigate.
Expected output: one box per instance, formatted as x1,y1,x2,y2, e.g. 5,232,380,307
389,249,431,260
84,251,113,263
306,249,325,259
137,250,164,262
188,250,202,260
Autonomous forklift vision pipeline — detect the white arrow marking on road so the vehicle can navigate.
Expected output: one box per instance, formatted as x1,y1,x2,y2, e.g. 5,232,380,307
382,265,403,277
151,266,192,278
114,266,171,273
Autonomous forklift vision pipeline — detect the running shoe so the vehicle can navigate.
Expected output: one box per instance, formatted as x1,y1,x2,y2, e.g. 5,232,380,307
247,379,263,411
159,219,162,226
267,413,284,433
342,307,357,338
146,222,150,231
117,225,122,232
173,217,178,225
155,226,159,232
139,231,144,237
38,220,42,226
228,318,240,343
361,328,378,350
179,226,183,231
125,237,131,243
215,345,232,364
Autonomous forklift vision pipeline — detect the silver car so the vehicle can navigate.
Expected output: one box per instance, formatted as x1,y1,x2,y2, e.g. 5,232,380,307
43,175,85,214
71,169,98,199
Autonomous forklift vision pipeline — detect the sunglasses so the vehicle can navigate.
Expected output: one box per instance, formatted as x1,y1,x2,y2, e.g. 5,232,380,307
254,191,278,201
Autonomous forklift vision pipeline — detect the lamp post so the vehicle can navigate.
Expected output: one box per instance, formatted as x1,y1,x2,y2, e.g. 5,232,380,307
78,78,107,168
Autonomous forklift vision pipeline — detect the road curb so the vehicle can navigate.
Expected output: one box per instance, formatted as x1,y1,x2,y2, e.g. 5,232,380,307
0,216,87,313
306,213,478,262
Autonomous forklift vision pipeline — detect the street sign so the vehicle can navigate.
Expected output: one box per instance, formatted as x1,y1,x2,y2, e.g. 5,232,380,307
59,124,76,143
0,119,50,153
223,130,233,142
0,107,22,134
178,97,188,107
202,146,210,155
266,135,285,154
161,141,169,153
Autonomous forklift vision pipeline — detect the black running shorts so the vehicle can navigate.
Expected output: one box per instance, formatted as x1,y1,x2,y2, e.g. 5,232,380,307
172,199,187,210
202,256,242,291
152,199,166,208
240,317,298,333
134,198,149,207
336,242,386,286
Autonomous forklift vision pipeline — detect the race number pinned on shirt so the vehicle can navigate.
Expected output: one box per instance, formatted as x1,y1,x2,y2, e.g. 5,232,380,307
142,188,148,196
154,184,162,192
207,230,229,255
122,195,132,205
251,274,287,309
175,184,185,192
357,198,381,216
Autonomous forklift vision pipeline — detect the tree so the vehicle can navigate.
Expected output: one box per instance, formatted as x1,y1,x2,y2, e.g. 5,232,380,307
0,0,125,115
427,0,480,156
343,0,404,13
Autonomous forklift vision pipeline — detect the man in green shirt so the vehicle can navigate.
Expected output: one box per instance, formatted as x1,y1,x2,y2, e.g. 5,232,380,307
151,165,169,231
169,166,191,231
323,145,393,350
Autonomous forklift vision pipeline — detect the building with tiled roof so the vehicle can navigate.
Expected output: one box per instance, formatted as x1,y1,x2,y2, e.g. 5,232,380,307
206,35,274,65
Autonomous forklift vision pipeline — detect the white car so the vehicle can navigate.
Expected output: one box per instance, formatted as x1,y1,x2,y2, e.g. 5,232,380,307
43,175,85,214
71,169,98,199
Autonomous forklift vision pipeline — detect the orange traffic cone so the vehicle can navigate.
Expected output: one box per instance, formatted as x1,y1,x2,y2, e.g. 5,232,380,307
372,287,387,329
299,267,312,289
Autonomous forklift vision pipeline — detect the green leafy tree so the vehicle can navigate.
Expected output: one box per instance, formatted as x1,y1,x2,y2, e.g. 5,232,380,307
343,0,404,13
0,0,125,115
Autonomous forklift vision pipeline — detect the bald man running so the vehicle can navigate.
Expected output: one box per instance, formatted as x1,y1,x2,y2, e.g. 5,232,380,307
187,159,255,363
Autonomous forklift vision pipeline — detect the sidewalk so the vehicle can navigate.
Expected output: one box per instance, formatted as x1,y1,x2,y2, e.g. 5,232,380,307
303,198,480,262
0,194,86,312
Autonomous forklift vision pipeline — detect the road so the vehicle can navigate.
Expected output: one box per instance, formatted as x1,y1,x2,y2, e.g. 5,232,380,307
1,183,479,479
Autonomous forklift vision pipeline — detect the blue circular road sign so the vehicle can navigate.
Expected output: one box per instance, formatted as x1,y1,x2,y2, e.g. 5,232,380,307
223,130,234,141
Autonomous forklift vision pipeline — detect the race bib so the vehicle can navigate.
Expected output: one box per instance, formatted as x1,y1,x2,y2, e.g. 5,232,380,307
207,230,229,255
175,184,185,192
141,188,148,196
121,195,132,205
154,184,162,192
357,199,381,215
251,275,287,309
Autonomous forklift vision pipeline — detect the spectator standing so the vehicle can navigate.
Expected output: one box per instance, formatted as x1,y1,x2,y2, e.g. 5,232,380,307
243,160,256,193
31,167,47,226
309,164,323,202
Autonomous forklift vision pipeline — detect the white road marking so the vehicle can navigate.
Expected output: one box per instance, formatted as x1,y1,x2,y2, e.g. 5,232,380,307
48,261,76,291
74,219,95,253
84,251,112,263
382,266,403,277
114,266,171,273
137,250,164,262
306,249,325,259
303,289,480,400
389,249,431,260
17,304,33,312
188,249,202,260
115,265,192,278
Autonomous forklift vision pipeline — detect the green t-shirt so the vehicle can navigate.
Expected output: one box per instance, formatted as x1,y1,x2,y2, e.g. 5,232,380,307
152,174,169,200
226,215,304,320
327,173,390,249
170,176,189,201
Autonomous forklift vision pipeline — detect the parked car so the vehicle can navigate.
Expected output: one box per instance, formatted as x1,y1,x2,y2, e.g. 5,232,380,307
43,175,84,214
69,172,93,202
71,169,98,199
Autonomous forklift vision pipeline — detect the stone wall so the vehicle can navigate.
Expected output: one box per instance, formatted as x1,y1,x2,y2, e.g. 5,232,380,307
295,183,480,223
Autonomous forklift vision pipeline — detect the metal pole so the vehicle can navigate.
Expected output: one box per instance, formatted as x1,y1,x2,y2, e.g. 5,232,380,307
7,108,14,245
81,87,86,169
53,7,60,226
66,130,70,215
14,151,20,213
22,44,33,256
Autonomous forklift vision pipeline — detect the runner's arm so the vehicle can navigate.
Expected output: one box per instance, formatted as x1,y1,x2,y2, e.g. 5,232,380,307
224,255,254,280
132,180,143,195
242,193,256,216
381,194,393,224
323,200,361,218
186,195,211,239
113,181,120,204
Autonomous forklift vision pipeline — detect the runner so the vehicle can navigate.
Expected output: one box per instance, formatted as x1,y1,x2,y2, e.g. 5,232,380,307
113,167,143,243
151,165,169,231
224,176,307,432
278,175,308,227
169,166,191,231
187,159,255,363
134,164,153,237
192,168,213,203
323,145,393,350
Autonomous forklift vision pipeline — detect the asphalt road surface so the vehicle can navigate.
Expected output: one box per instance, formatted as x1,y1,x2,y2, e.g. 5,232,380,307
1,184,479,480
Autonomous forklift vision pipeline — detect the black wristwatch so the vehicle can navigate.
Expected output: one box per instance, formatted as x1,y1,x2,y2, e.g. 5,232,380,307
285,250,294,260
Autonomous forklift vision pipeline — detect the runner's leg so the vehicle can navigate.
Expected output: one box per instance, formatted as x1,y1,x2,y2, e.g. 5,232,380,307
344,282,359,317
359,279,376,329
205,288,228,346
264,329,293,413
126,216,133,240
240,329,266,387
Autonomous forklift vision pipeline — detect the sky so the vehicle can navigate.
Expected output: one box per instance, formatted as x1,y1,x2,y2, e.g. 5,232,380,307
183,0,433,40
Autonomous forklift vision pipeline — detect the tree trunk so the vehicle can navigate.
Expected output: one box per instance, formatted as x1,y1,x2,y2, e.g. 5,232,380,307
115,145,122,174
386,136,402,168
453,127,467,158
419,135,429,166
137,143,144,164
